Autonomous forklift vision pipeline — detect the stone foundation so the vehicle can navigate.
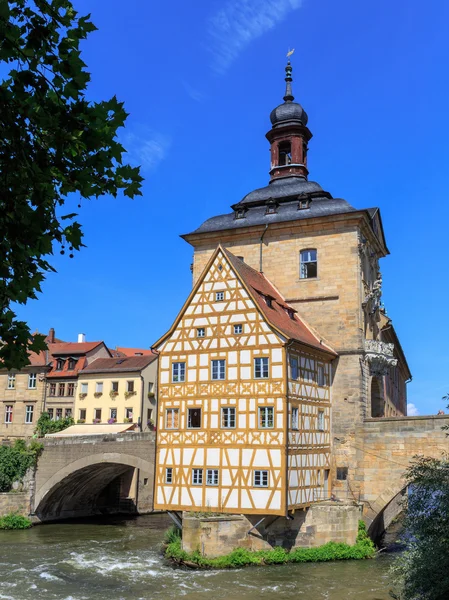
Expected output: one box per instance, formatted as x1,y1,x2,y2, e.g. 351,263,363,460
182,501,362,558
0,492,31,517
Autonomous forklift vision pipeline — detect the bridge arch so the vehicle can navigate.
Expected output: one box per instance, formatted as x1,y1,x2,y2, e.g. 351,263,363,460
367,483,407,543
34,452,154,522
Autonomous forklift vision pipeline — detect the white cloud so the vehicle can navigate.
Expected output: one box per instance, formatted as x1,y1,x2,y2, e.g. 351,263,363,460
208,0,303,74
182,81,204,102
122,128,171,172
407,403,420,416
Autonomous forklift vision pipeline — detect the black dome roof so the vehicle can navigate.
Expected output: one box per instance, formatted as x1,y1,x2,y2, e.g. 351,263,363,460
270,101,308,127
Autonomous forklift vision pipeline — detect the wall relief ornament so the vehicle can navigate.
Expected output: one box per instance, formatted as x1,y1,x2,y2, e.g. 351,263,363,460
365,340,398,376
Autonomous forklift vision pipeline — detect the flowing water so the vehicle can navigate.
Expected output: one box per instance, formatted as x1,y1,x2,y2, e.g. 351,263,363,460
0,514,397,600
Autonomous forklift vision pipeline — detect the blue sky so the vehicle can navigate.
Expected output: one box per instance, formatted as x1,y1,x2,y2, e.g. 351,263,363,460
16,0,449,415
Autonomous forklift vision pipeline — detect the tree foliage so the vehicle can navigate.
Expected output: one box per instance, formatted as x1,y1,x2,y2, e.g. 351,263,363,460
0,0,143,369
35,411,73,436
0,438,42,492
391,455,449,600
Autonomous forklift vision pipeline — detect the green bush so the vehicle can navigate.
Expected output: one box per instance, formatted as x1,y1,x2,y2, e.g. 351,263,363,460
164,525,181,545
164,520,376,569
35,412,74,437
0,439,43,492
0,513,32,530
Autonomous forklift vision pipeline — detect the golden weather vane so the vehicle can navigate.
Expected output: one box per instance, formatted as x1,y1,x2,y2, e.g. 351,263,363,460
287,48,295,58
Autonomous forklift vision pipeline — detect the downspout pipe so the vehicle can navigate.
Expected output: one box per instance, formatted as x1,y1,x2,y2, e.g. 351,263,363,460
259,224,269,273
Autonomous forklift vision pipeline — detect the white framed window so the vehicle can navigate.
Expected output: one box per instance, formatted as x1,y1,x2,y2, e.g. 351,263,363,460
206,469,219,486
253,470,269,488
125,407,133,420
258,406,274,429
67,383,75,396
111,381,119,392
68,358,76,370
300,249,318,279
197,327,205,338
127,380,134,393
56,408,63,420
7,374,15,389
192,469,203,485
211,359,226,380
94,408,102,421
165,408,179,429
5,405,13,423
254,357,269,379
58,383,65,397
79,409,86,421
65,408,72,419
166,468,173,484
187,408,201,429
25,405,34,424
172,362,185,383
110,408,117,420
221,407,236,429
47,408,54,420
291,407,299,430
233,324,243,335
318,410,325,431
215,291,224,301
290,357,299,380
317,365,325,386
28,373,37,389
80,382,88,394
96,382,103,394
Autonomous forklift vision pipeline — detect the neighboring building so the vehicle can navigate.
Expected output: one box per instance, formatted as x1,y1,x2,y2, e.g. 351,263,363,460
0,346,50,442
45,334,111,421
115,347,154,357
154,59,411,514
75,354,158,430
153,246,336,514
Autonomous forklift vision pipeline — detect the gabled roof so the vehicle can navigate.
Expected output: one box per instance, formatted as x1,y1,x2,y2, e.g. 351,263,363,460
50,342,104,355
116,347,154,357
153,245,336,357
81,354,157,374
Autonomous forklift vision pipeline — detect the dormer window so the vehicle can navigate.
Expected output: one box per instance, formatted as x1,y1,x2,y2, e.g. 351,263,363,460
68,358,76,370
278,141,292,166
235,208,246,220
56,359,64,371
264,296,273,308
265,200,277,215
286,308,295,319
298,197,311,210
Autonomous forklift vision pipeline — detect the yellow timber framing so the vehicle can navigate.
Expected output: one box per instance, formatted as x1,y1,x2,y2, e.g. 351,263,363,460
154,246,334,515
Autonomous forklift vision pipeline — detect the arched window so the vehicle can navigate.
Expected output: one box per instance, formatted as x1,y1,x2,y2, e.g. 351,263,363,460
300,249,317,279
278,141,292,166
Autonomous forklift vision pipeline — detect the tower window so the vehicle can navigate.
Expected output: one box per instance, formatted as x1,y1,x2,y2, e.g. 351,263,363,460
278,141,292,166
300,249,317,279
298,198,311,210
235,208,246,220
265,201,277,215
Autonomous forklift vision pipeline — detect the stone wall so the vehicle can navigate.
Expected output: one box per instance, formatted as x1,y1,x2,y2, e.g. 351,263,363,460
182,502,362,557
0,492,31,517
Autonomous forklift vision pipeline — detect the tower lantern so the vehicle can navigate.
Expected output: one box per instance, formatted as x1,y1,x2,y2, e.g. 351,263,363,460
266,60,312,182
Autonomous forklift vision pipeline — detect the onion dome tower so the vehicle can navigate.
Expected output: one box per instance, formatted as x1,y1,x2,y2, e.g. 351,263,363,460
267,59,312,182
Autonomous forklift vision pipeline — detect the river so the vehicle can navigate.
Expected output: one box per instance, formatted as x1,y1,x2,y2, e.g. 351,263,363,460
0,514,397,600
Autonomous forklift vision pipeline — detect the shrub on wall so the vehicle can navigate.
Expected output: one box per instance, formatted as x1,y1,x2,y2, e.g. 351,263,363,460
0,439,43,493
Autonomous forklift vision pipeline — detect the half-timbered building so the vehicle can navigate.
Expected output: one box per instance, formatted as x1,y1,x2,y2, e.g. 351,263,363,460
154,246,336,515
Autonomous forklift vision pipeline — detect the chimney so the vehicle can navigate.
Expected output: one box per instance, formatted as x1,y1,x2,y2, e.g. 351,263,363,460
48,328,55,343
78,333,86,344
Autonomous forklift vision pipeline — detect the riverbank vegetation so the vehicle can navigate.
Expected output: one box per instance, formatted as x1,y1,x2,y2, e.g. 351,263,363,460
390,454,449,600
0,513,32,530
0,439,42,492
164,521,375,569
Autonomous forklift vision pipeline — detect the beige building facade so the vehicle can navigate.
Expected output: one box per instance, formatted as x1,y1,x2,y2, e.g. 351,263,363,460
75,355,158,430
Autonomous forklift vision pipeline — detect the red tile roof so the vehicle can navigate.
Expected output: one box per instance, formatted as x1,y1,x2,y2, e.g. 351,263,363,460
222,247,337,356
81,354,157,374
115,347,154,357
50,342,104,355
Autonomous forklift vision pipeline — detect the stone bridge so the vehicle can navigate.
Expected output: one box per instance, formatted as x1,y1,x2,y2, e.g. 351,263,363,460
32,432,156,522
353,416,449,540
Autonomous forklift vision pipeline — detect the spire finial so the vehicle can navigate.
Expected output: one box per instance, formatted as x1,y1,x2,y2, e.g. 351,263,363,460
284,49,295,102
